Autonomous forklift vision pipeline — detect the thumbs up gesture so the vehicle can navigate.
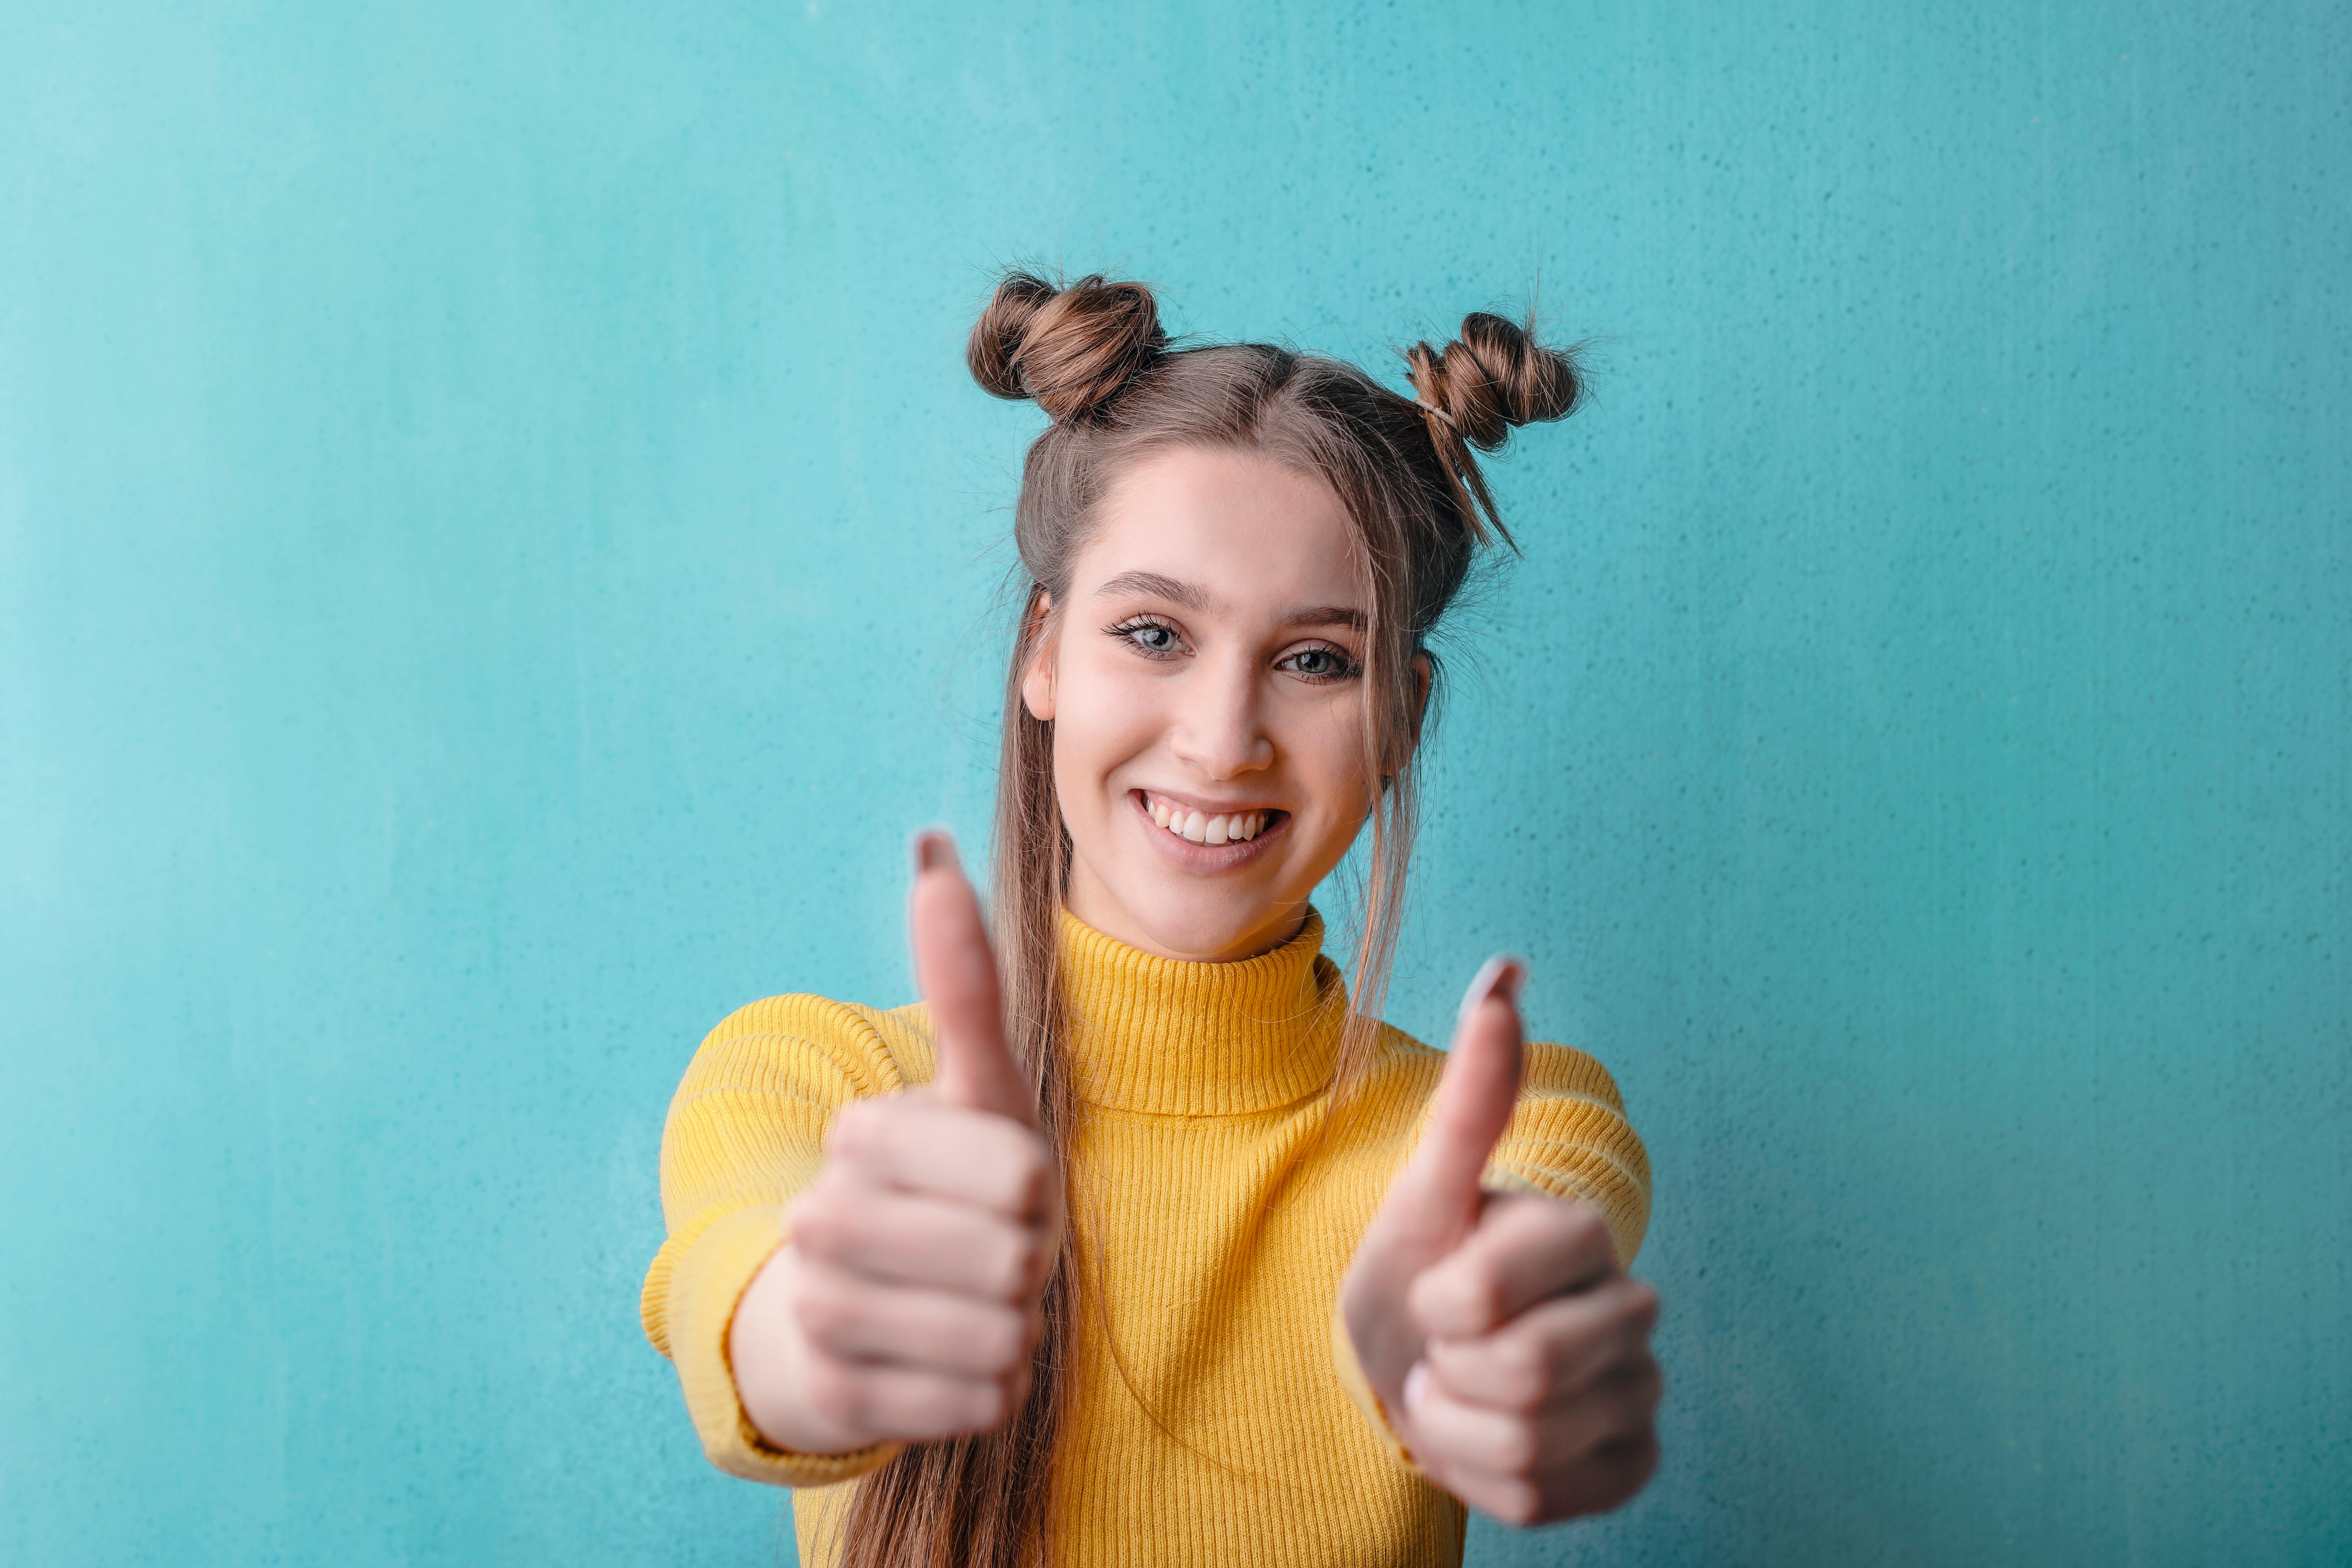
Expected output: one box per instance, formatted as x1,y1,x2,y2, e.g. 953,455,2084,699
1338,960,1664,1524
729,832,1061,1456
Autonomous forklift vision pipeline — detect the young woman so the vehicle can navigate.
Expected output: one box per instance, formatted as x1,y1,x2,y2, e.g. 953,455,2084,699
640,273,1661,1567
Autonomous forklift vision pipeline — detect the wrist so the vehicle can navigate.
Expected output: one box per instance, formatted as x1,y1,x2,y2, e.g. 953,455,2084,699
728,1242,874,1457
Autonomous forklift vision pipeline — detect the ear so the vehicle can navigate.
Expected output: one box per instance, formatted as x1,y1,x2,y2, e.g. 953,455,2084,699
1019,592,1059,721
1394,650,1433,768
1375,652,1435,790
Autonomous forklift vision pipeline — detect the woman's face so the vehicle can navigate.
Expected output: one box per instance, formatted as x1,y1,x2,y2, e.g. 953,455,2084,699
1024,445,1385,963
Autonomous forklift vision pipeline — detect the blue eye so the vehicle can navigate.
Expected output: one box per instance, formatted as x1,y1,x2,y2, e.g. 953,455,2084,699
1279,643,1360,682
1109,617,1187,659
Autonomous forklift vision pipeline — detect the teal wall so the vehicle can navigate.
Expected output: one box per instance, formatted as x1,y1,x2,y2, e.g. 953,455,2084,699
3,3,2345,1564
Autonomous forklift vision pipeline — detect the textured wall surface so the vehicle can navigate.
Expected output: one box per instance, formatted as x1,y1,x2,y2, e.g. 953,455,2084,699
3,4,2346,1565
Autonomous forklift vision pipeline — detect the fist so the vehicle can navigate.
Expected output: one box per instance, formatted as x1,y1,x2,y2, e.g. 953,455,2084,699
730,832,1062,1456
1341,958,1665,1524
1401,1195,1663,1522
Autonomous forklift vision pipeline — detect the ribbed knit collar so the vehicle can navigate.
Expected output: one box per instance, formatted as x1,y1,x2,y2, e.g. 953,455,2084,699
1057,907,1349,1117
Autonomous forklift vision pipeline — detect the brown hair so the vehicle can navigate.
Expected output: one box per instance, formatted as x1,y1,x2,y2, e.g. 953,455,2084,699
833,271,1586,1567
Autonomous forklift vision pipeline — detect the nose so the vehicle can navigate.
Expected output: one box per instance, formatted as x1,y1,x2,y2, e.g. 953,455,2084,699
1168,653,1274,780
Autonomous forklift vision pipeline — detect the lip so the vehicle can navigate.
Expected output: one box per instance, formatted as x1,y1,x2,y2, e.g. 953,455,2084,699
1128,789,1290,873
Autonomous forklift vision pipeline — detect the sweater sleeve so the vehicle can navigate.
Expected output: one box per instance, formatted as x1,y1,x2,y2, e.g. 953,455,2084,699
1484,1040,1652,1267
639,993,927,1489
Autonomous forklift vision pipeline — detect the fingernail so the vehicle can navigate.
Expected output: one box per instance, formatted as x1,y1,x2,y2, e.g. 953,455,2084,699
911,829,956,874
1457,954,1526,1025
1402,1360,1431,1415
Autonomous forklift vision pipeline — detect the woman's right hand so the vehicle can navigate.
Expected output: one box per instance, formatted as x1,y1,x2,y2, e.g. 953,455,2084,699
728,832,1061,1456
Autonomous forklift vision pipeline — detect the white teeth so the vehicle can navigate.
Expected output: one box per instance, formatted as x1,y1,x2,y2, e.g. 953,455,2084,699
1145,794,1273,846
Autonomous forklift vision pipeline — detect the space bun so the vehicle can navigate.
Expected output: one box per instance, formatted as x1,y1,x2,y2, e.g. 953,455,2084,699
967,271,1168,423
1404,312,1585,453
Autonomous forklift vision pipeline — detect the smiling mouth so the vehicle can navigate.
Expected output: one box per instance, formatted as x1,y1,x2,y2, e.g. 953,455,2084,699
1137,790,1287,847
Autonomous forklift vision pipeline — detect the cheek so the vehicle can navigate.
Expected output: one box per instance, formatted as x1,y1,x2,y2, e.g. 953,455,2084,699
1049,656,1165,807
1280,698,1380,820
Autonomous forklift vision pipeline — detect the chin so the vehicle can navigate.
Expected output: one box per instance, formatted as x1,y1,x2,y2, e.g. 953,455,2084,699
1111,872,1301,962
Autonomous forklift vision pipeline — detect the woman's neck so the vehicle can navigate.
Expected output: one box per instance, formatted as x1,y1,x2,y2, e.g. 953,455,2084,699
1063,855,1311,964
1052,904,1344,1116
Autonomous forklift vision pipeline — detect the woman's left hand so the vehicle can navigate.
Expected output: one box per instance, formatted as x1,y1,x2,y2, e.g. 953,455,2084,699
1338,958,1664,1525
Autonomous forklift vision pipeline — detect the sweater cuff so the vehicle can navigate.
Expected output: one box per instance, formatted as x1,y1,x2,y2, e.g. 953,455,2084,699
1330,1302,1426,1478
662,1204,902,1489
1480,1165,1646,1269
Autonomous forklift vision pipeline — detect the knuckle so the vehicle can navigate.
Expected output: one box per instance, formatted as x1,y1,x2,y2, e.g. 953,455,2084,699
958,1228,1010,1297
977,1125,1050,1208
1495,1342,1548,1410
1491,1480,1542,1526
1008,1143,1052,1208
1623,1280,1662,1330
965,1380,1009,1430
802,1357,866,1426
991,1231,1041,1299
793,1282,860,1347
1428,1260,1495,1328
1564,1201,1609,1250
1409,1271,1468,1337
788,1176,856,1236
798,1208,860,1263
1000,1125,1049,1179
976,1305,1028,1371
948,1304,1013,1372
997,1356,1036,1407
1480,1421,1537,1478
793,1284,840,1336
787,1203,838,1257
945,1382,1002,1438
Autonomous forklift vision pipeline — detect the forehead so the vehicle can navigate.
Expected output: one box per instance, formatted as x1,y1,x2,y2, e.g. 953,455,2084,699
1077,446,1363,613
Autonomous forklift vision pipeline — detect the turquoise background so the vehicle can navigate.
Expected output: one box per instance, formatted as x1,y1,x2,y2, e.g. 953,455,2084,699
3,2,2346,1563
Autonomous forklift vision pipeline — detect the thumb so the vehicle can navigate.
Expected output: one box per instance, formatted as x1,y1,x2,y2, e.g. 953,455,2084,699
909,830,1036,1127
1385,955,1527,1240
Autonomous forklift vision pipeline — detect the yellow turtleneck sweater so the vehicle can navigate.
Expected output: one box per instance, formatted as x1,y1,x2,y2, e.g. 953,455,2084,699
640,911,1649,1566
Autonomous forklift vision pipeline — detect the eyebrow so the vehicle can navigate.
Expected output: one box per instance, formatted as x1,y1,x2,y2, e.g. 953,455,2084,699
1092,570,1368,631
1094,570,1208,611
